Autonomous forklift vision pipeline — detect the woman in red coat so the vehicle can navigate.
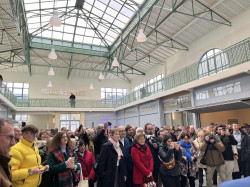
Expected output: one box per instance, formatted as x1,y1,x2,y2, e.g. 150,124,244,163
131,133,154,186
77,141,95,187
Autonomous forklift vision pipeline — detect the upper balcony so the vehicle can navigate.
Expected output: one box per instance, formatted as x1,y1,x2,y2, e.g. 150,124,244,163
1,37,250,111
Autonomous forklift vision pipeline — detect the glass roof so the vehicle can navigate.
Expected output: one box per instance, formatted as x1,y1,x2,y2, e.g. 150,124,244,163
24,0,145,48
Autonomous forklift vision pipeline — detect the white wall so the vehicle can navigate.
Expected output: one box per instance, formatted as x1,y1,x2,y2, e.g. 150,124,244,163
165,8,250,75
1,72,130,100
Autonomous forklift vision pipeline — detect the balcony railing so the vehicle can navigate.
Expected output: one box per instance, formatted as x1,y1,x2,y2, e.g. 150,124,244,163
1,37,250,108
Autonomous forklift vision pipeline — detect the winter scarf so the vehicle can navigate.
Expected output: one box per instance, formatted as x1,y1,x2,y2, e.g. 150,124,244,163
180,140,192,163
109,137,123,166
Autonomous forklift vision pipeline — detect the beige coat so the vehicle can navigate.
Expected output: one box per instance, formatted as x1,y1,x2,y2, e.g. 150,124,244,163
193,138,207,168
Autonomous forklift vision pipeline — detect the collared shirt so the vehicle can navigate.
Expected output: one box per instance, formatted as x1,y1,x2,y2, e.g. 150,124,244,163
233,131,242,149
120,138,124,146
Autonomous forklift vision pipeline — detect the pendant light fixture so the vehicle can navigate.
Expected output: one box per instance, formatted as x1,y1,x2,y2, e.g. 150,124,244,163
99,72,105,80
48,49,57,59
136,29,147,42
112,57,119,67
89,83,94,90
49,11,62,27
47,81,52,88
48,67,55,76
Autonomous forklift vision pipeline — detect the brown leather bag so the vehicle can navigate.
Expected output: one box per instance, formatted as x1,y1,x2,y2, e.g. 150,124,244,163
158,155,175,169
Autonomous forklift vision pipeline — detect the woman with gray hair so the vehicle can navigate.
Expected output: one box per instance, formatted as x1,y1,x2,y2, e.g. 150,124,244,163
97,128,127,187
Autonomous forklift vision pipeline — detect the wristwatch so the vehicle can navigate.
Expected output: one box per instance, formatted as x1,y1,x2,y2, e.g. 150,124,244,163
28,169,32,176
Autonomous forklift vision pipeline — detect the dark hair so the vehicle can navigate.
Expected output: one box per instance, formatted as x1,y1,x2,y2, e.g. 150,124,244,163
22,125,38,134
49,132,72,152
37,131,47,140
0,118,12,133
144,123,152,130
163,135,173,143
125,125,133,132
210,122,215,126
181,134,190,140
157,129,164,136
78,141,85,147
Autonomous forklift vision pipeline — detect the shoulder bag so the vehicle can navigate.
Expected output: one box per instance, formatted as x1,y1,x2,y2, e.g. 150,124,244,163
158,154,175,169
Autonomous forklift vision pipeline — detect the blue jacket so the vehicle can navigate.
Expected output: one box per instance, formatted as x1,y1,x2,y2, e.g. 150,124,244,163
122,136,133,171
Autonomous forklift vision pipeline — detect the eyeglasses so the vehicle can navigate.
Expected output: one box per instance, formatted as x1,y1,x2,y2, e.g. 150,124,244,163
62,136,68,139
0,134,15,142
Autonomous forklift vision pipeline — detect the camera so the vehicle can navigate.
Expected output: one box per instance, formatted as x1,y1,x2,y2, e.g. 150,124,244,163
149,136,158,145
107,122,112,126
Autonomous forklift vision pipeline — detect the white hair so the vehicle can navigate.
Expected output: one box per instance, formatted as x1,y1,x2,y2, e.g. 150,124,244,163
136,127,144,134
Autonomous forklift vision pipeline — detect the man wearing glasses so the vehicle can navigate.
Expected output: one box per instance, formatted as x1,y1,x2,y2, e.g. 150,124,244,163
0,118,15,186
9,125,49,187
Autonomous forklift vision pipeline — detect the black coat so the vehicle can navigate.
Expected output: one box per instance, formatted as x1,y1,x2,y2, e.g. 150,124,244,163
240,131,249,162
93,129,108,156
97,141,127,187
220,135,238,160
158,143,182,176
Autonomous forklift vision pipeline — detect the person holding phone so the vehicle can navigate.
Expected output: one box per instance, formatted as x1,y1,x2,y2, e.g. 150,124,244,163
48,132,80,187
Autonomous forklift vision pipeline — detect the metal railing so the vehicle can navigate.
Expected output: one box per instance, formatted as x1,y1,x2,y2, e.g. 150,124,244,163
0,82,17,105
1,37,250,108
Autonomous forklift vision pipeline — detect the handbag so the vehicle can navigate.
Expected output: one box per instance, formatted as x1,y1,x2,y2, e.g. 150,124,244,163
158,155,175,169
78,164,89,187
200,145,208,165
143,176,156,187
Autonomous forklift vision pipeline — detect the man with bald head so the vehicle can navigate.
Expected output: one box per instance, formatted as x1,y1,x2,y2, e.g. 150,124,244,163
14,126,22,143
118,126,126,146
0,118,15,186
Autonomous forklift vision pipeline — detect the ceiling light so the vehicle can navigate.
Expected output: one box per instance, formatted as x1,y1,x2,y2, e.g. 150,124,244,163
99,72,105,80
49,11,62,27
48,49,57,60
48,67,55,76
136,29,147,42
89,83,94,90
112,57,119,67
47,81,52,88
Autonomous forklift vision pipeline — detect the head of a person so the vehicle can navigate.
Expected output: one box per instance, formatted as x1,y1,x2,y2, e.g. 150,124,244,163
163,135,173,146
157,129,165,141
96,124,104,134
22,125,39,143
110,128,120,142
164,125,171,132
145,123,154,135
61,127,67,132
181,134,190,144
78,141,86,153
67,130,73,137
0,119,15,156
210,122,215,129
197,129,204,138
37,131,48,141
216,125,223,135
136,127,144,134
232,123,239,132
49,132,72,151
134,133,146,145
86,128,95,138
189,125,195,133
14,126,22,141
125,125,133,137
118,126,126,139
132,126,137,136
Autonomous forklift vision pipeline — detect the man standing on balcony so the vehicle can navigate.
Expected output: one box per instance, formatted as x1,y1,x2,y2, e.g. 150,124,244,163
69,93,76,108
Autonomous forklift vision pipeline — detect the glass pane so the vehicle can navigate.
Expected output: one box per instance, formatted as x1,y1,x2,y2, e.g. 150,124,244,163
14,83,23,87
24,83,29,88
7,83,13,87
106,88,112,92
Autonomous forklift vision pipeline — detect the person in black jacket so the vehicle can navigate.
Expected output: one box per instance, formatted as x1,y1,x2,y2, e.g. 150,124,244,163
93,123,108,158
220,128,238,181
158,135,182,187
232,123,249,178
97,128,127,187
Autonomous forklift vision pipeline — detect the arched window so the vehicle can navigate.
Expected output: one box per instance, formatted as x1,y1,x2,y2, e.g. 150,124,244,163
198,48,229,79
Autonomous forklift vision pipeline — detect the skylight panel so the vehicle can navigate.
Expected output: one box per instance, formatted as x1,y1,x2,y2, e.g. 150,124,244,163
86,0,95,4
77,19,87,27
83,2,93,12
53,26,64,32
120,6,134,18
83,36,93,44
65,17,77,25
92,7,103,16
85,29,95,37
25,3,39,11
109,0,122,12
67,0,76,7
41,2,53,9
114,19,125,29
76,27,86,35
74,35,84,43
103,14,115,23
106,7,118,17
117,14,129,24
42,30,52,38
64,25,75,33
53,32,63,40
94,1,107,11
63,33,74,41
24,0,39,3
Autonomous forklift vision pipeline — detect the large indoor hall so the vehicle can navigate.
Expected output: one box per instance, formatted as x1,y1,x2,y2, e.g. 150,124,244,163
0,0,249,187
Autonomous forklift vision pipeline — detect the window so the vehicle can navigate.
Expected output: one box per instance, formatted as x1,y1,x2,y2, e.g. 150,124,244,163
60,114,80,132
147,74,163,93
133,83,146,100
198,49,229,79
15,114,28,122
3,82,29,100
101,88,127,103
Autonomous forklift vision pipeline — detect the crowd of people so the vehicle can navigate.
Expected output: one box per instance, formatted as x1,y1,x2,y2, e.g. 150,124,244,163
0,118,250,187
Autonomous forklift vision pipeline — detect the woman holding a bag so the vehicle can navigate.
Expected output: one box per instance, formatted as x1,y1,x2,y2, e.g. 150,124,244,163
131,133,155,187
158,135,182,187
47,132,80,187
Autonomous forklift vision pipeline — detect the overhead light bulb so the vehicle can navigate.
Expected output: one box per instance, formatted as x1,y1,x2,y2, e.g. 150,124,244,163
49,11,62,27
89,83,94,90
48,67,55,76
136,29,147,42
112,57,119,67
48,49,57,59
99,72,105,80
47,81,52,88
